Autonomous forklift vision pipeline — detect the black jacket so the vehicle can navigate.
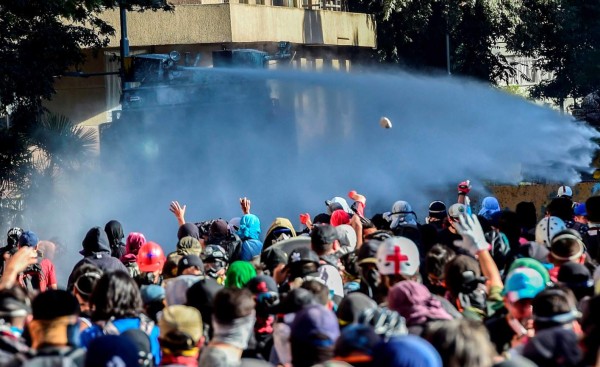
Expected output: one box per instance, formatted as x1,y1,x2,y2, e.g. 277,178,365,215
68,227,127,289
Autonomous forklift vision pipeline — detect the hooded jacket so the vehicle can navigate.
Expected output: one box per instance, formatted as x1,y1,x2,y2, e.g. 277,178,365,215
68,227,128,289
105,220,126,259
263,218,296,250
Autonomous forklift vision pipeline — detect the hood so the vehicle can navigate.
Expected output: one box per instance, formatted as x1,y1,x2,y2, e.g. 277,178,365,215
81,227,111,255
264,218,296,247
105,220,124,247
478,197,501,220
177,223,200,241
384,201,418,228
237,214,261,240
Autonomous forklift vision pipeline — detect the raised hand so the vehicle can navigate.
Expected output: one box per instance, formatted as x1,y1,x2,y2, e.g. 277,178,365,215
169,201,186,226
240,197,251,215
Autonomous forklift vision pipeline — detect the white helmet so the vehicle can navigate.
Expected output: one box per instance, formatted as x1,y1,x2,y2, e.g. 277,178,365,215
535,216,566,247
376,236,420,276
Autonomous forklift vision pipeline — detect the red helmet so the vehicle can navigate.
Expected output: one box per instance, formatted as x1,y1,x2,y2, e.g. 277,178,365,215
137,241,166,273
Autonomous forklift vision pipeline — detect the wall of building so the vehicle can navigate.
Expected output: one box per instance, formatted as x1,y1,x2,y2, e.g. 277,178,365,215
99,4,375,48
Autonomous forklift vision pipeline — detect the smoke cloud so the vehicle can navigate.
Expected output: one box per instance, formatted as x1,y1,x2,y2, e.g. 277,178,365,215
20,67,599,284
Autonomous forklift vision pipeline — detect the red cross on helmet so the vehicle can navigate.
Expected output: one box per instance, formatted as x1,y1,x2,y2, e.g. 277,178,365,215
376,237,420,277
137,241,166,273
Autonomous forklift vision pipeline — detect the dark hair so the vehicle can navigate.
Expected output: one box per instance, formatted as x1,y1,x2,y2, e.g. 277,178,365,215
90,270,144,322
212,288,255,324
301,279,329,306
586,196,600,223
0,287,30,323
291,340,333,367
425,319,495,367
550,229,584,263
516,201,538,231
444,255,481,297
426,244,456,280
546,197,574,222
498,210,521,252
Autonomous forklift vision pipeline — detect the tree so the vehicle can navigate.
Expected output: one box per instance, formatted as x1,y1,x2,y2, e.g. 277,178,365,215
349,0,521,84
0,0,169,228
0,0,171,131
506,0,600,110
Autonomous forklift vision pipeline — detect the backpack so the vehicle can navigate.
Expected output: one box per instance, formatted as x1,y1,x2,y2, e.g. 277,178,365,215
20,263,44,292
216,234,242,262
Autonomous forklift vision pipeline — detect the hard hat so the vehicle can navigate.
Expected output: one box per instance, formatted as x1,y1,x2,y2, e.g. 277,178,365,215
137,241,166,273
376,236,420,276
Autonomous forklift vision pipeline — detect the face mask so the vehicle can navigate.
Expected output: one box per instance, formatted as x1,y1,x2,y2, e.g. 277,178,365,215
66,321,81,347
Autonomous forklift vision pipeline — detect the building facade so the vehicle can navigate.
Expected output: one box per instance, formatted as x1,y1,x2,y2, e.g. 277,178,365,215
45,0,376,127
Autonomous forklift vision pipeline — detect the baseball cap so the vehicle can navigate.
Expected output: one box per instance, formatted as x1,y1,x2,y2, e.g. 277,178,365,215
140,284,166,305
557,262,593,288
159,305,203,346
447,203,467,219
290,304,340,347
177,254,204,276
574,203,587,216
260,247,287,274
357,239,382,265
310,224,339,246
557,185,573,198
503,267,546,303
508,258,551,286
18,231,39,247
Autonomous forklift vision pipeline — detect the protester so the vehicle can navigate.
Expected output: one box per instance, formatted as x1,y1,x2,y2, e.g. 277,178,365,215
105,220,126,259
198,288,256,367
67,226,127,290
81,270,161,365
16,231,58,293
7,290,85,366
3,181,600,367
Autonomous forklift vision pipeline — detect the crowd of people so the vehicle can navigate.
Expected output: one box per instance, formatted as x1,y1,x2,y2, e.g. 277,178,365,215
0,181,599,367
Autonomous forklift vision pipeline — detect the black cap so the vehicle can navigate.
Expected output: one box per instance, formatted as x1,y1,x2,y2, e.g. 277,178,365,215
177,254,204,276
32,290,79,320
310,224,338,248
558,262,593,288
313,213,331,225
357,239,383,265
287,247,320,266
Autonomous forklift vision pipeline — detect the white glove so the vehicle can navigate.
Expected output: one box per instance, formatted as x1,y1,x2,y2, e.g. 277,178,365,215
453,213,490,256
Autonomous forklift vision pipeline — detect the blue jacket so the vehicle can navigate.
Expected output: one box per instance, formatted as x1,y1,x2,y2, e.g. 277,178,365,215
239,239,263,261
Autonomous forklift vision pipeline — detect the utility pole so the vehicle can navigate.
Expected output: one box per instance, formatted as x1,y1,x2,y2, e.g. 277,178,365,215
119,0,130,92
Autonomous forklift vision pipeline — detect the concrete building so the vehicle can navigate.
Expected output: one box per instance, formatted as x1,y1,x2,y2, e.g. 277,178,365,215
45,0,376,127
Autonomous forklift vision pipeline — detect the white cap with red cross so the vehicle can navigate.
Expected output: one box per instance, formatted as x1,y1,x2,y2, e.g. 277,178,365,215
376,236,420,277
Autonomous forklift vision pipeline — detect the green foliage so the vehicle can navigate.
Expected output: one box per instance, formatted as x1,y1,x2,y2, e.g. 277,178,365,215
506,0,600,105
0,0,171,128
349,0,521,84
